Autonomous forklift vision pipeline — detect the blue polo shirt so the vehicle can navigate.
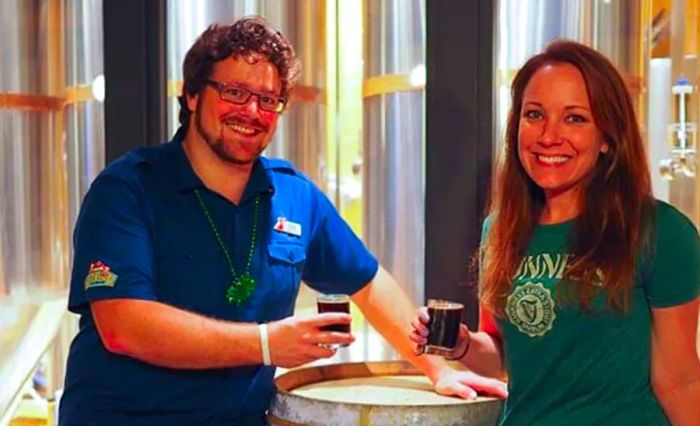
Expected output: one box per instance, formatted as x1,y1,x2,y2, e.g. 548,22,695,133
59,129,378,425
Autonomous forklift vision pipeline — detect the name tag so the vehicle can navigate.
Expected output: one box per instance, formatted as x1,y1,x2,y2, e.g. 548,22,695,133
274,216,302,237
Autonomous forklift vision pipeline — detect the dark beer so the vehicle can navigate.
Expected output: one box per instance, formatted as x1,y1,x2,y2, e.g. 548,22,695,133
317,299,351,333
316,294,351,348
423,299,463,357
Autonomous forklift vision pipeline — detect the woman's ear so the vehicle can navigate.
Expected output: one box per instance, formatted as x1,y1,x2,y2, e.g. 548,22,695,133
186,93,198,112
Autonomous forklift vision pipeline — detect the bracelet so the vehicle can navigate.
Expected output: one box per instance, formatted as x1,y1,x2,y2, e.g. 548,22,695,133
258,323,272,366
449,330,471,361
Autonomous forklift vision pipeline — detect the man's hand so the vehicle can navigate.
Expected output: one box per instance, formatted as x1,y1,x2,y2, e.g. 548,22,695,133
432,368,509,400
267,313,355,368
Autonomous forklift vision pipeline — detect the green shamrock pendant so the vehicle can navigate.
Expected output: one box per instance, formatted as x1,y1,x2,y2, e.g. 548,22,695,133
225,274,256,305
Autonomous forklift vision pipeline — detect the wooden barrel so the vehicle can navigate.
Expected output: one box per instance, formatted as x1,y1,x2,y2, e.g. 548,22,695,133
268,361,503,426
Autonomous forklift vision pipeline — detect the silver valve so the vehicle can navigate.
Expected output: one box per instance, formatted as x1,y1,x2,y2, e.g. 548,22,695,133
659,77,697,180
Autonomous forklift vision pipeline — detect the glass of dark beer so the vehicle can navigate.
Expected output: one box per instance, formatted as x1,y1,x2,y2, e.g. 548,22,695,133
316,293,351,347
422,299,464,357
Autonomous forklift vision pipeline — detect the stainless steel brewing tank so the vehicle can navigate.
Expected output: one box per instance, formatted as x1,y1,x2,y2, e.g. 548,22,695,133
495,0,647,147
268,361,503,426
363,0,426,307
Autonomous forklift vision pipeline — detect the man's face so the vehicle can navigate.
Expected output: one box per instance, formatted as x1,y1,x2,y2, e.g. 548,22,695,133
187,54,283,165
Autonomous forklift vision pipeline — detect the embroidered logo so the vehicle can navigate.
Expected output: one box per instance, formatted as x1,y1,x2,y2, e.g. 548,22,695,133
506,282,556,337
84,261,118,290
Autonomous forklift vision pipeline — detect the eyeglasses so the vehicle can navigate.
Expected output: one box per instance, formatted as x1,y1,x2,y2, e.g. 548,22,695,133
205,79,286,113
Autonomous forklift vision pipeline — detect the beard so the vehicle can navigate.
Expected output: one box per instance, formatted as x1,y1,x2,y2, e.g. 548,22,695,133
194,104,269,165
208,135,263,165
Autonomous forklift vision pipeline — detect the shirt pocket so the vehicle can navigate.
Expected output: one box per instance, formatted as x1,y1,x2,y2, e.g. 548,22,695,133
263,242,307,314
267,241,306,265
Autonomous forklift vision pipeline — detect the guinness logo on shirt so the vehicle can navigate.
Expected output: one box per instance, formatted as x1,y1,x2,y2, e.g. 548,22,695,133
506,282,556,337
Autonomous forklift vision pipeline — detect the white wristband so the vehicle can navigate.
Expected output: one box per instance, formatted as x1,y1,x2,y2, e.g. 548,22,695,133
258,323,271,366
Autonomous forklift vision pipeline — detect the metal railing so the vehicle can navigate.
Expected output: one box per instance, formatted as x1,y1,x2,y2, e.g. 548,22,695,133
0,298,67,426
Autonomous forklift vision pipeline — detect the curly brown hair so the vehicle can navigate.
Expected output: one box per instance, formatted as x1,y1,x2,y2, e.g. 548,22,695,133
177,16,301,128
481,40,654,316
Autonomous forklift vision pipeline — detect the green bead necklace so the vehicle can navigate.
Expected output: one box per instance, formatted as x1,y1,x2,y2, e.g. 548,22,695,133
194,189,260,305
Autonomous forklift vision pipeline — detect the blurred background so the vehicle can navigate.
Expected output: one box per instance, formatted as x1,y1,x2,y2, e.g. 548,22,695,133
1,0,698,424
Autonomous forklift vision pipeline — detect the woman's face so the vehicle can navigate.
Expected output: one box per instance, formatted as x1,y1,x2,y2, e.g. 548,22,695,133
517,62,608,202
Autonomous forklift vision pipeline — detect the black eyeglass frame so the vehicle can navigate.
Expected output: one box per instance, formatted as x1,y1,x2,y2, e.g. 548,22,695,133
204,79,287,113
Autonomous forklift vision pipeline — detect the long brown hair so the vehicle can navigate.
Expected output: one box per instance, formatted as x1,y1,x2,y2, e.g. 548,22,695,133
481,40,654,315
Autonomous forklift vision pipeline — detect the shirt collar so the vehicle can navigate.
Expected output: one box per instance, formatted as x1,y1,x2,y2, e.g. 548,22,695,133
168,127,202,192
166,127,274,200
240,158,274,203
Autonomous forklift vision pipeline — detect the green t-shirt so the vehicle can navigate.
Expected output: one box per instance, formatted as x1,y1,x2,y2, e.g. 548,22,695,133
485,200,700,426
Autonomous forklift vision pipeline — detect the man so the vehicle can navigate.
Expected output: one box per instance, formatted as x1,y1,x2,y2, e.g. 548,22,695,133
59,16,506,425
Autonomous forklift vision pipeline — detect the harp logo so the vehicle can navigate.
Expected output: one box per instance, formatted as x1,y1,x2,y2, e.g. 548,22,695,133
506,282,556,337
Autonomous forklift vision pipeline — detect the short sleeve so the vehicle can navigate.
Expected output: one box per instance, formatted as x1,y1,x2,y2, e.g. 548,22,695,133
644,202,700,308
301,192,378,296
68,176,157,314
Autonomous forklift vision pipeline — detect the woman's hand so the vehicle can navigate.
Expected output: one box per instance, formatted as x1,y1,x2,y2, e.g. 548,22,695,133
432,367,509,400
409,306,471,359
411,307,508,400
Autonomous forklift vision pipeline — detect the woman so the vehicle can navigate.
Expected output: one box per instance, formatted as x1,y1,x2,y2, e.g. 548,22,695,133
411,40,700,425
